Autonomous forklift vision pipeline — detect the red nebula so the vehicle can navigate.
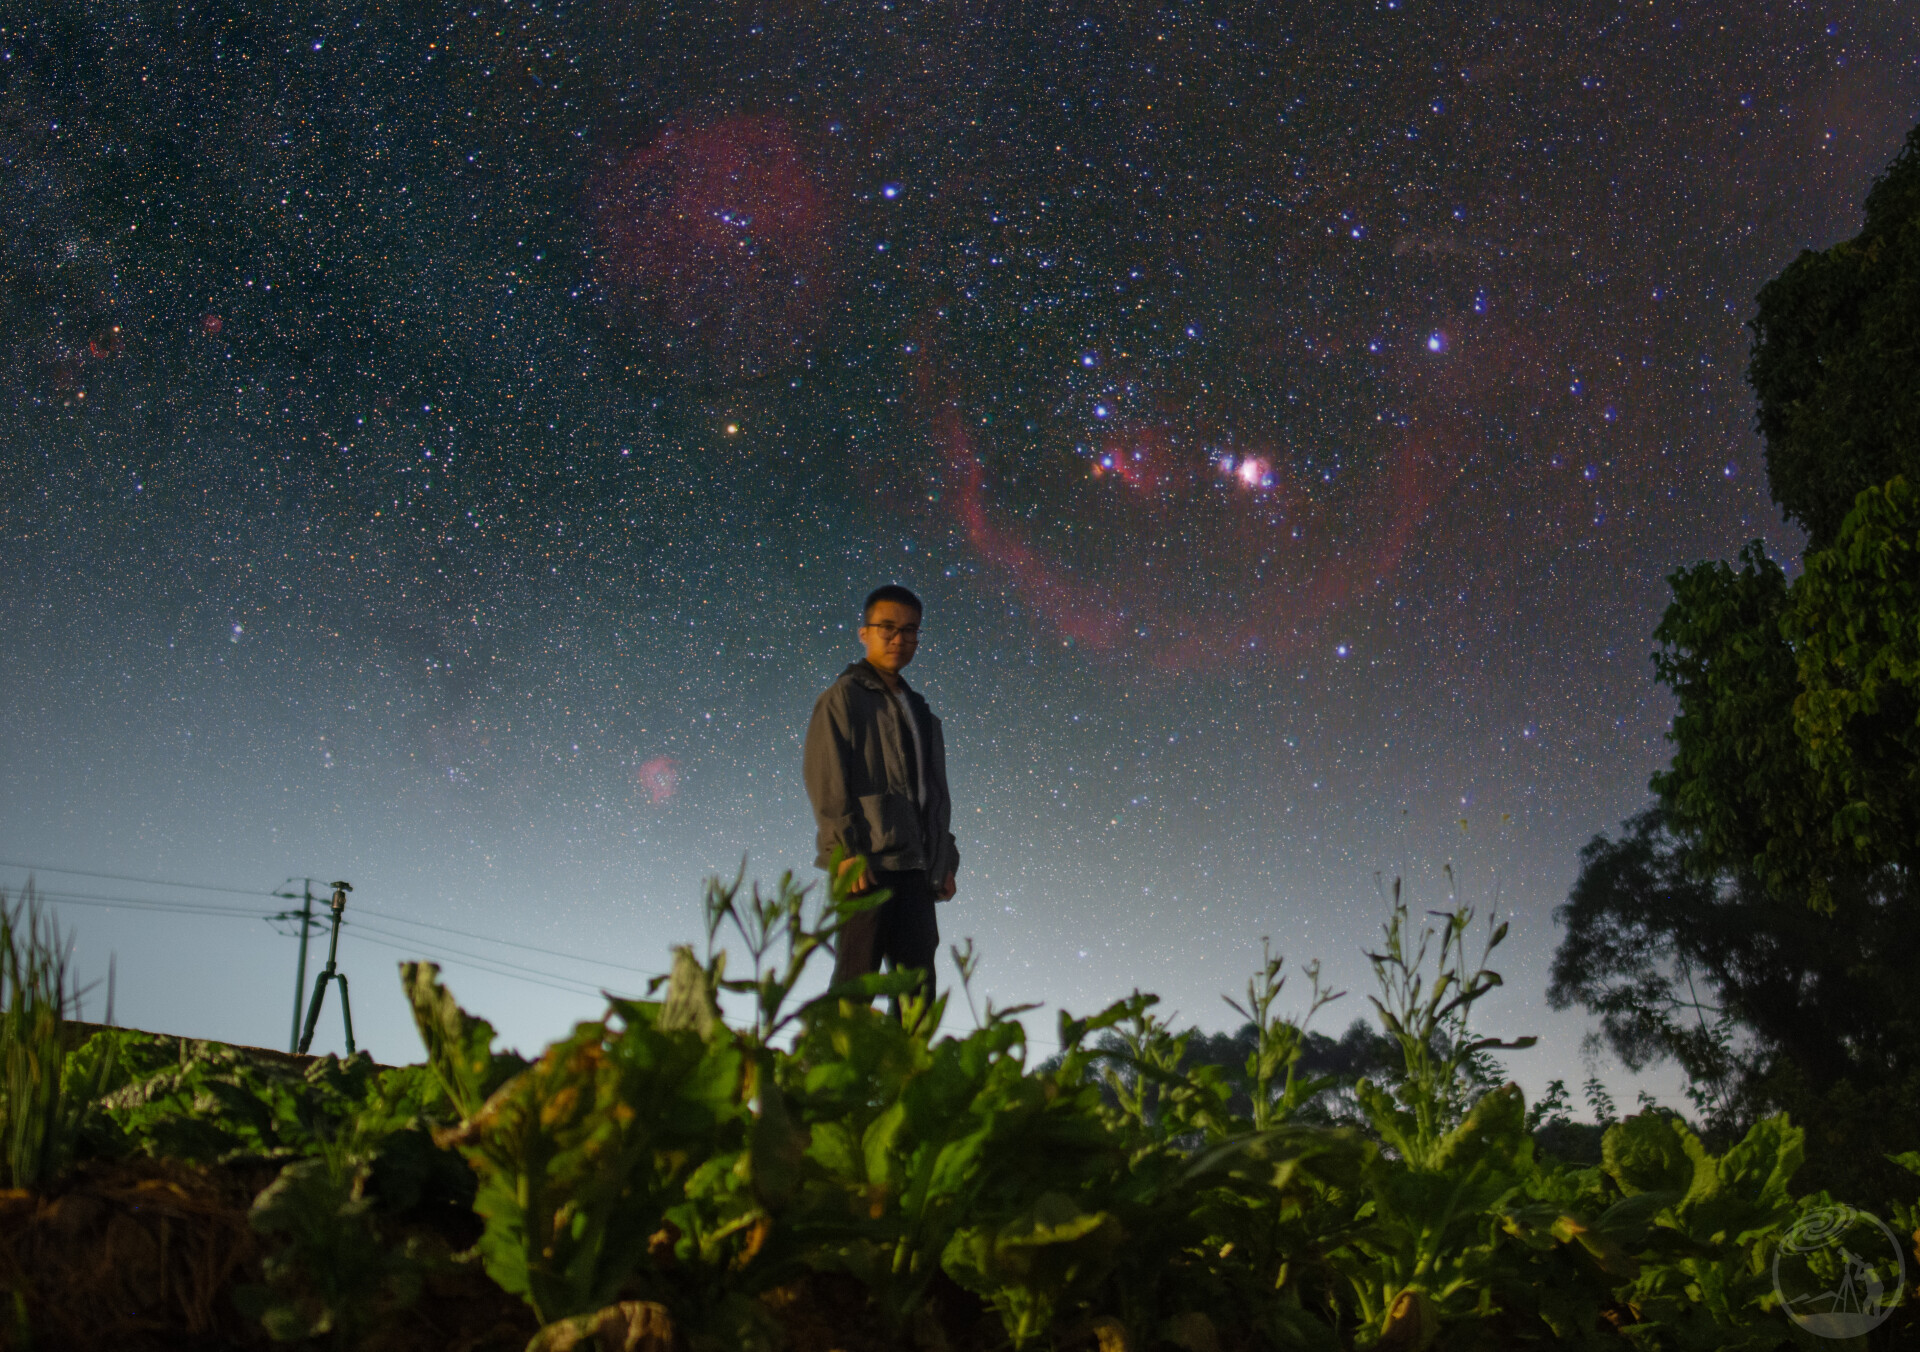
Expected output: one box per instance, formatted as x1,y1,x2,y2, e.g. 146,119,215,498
1090,425,1179,493
201,313,224,336
907,302,1620,672
934,404,1435,668
635,755,680,805
591,116,836,384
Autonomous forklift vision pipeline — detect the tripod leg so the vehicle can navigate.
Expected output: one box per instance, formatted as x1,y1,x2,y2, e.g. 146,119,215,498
298,970,331,1054
336,973,355,1056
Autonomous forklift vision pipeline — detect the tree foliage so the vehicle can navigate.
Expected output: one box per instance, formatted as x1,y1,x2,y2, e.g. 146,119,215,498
1788,476,1920,868
1555,124,1920,1212
1648,544,1812,898
1595,478,1920,1202
1652,478,1920,903
1650,121,1920,896
1550,808,1920,1206
1751,122,1920,548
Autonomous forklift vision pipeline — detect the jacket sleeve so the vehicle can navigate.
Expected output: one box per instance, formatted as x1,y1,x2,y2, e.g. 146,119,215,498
927,711,961,883
938,829,960,885
803,684,867,862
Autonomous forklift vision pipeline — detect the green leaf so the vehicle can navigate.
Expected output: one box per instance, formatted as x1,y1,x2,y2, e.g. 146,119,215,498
943,1193,1126,1348
1602,1111,1696,1196
399,961,525,1119
658,946,723,1038
747,1054,807,1209
1430,1083,1531,1179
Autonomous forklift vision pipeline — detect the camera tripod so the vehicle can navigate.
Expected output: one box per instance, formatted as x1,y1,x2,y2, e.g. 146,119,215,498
296,881,356,1056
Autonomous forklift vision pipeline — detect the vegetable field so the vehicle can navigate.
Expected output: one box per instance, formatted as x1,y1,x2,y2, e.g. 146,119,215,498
2,862,1915,1351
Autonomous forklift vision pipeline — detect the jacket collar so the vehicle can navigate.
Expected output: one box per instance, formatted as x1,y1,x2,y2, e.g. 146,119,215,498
845,659,916,700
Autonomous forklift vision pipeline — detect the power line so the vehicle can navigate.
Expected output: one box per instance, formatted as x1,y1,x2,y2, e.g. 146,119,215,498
24,886,618,1000
340,928,609,1000
349,905,659,976
0,859,276,899
21,873,1045,1038
342,915,646,993
8,879,618,997
1,858,660,976
23,886,280,919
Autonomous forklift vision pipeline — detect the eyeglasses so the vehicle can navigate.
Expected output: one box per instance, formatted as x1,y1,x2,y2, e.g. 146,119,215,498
863,622,921,641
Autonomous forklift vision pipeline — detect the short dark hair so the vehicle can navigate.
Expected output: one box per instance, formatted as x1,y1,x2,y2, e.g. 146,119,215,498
862,584,923,622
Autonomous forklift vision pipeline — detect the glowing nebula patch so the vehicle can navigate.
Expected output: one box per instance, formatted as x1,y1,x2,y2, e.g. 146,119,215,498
928,400,1437,666
590,116,837,384
636,755,680,805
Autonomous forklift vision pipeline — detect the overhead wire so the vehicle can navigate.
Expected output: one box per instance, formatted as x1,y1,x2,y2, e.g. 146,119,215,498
19,886,281,920
339,928,609,1000
1,858,661,975
10,862,1060,1044
341,914,653,993
348,905,658,976
0,858,280,899
2,859,657,1002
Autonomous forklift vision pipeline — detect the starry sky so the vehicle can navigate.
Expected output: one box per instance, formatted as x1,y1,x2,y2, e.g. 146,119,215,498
3,0,1916,1097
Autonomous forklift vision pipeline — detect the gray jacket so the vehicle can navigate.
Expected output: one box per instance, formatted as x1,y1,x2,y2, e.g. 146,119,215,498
804,660,960,883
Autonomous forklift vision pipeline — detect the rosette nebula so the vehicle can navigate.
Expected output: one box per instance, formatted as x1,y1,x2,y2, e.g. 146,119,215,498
635,756,680,806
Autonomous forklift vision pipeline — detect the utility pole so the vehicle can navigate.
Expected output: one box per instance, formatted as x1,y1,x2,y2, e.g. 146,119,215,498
297,881,355,1057
271,879,321,1053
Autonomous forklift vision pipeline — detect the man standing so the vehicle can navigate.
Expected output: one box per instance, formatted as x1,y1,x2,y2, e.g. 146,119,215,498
804,585,959,999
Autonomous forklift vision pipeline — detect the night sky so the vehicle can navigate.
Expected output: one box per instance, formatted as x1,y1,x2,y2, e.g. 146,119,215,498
3,1,1916,1096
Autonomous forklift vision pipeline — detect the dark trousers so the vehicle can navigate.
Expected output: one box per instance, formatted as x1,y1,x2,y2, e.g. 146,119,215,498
831,868,939,1004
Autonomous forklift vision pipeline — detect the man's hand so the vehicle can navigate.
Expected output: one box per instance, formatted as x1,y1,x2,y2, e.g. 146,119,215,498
935,873,957,901
837,854,873,895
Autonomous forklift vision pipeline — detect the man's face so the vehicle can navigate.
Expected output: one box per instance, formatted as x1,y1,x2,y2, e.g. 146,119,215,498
860,599,921,676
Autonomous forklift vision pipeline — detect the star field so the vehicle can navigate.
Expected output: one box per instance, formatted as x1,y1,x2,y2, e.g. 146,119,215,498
2,1,1916,1088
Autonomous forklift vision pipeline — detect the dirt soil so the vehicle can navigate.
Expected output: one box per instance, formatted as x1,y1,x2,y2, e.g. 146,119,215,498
0,1157,534,1352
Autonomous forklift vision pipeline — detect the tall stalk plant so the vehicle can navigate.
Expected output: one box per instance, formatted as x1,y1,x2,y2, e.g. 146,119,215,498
0,883,115,1187
1358,869,1535,1168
